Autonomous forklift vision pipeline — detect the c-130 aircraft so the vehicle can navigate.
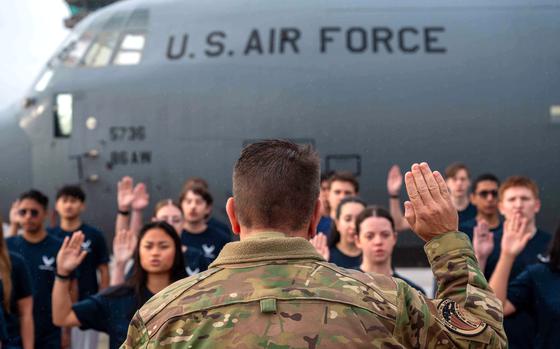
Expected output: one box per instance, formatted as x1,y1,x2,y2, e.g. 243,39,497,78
1,0,559,266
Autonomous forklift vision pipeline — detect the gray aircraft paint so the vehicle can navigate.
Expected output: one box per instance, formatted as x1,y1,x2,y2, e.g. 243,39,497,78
2,0,559,265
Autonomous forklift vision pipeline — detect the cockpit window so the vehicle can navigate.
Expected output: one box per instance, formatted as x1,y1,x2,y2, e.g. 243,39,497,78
83,31,120,67
56,8,149,68
114,33,145,65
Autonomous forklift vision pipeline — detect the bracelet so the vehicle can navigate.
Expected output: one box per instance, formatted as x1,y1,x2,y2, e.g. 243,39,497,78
390,194,400,199
118,209,130,216
55,273,71,281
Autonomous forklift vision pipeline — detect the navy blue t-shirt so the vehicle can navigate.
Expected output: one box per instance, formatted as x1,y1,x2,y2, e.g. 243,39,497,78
48,223,110,300
459,218,503,278
208,217,231,237
329,246,362,269
4,252,33,345
507,262,560,349
184,246,210,276
181,226,231,265
487,228,551,349
317,216,333,236
458,203,477,225
6,234,63,349
72,285,154,349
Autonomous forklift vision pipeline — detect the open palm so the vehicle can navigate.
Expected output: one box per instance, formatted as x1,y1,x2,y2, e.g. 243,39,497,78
56,231,88,275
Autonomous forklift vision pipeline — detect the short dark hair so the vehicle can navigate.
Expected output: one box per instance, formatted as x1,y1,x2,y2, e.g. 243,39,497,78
355,206,396,234
320,171,335,184
19,189,49,210
328,171,359,193
182,177,209,191
233,139,320,231
445,162,470,179
56,185,86,202
471,173,500,194
179,184,213,207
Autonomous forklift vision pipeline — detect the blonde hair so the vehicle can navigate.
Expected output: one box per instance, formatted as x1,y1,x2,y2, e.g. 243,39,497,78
0,215,12,312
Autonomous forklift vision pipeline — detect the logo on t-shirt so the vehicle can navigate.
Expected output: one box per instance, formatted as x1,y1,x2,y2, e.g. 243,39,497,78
186,266,200,276
202,244,216,258
81,240,92,252
39,255,55,271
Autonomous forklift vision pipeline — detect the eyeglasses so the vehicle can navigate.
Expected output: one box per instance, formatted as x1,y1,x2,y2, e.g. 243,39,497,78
476,190,498,199
18,208,40,217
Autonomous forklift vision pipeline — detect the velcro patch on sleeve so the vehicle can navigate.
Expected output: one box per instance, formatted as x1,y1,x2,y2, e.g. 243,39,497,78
438,299,488,337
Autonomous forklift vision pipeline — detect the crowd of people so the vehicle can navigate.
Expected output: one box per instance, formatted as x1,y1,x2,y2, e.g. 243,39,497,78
0,157,558,348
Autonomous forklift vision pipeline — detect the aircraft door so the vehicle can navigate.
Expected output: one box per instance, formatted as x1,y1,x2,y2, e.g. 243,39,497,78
56,92,103,183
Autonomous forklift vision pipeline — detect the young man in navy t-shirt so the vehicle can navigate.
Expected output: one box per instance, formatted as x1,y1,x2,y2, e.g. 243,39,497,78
474,176,551,349
48,185,110,349
6,190,69,349
180,185,231,265
318,172,359,236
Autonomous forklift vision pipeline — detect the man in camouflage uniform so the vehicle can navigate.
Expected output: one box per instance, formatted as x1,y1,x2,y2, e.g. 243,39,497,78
122,140,507,348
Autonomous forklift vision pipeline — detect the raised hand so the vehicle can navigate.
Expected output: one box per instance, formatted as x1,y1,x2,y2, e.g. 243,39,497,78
472,220,494,262
501,213,531,257
9,200,20,226
117,176,135,211
56,231,88,276
310,233,330,261
387,165,403,196
113,229,137,265
131,182,150,211
403,163,458,241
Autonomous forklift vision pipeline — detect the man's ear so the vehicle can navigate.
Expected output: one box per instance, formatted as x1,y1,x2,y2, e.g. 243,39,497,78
498,201,505,216
307,199,322,239
226,197,241,234
534,199,541,214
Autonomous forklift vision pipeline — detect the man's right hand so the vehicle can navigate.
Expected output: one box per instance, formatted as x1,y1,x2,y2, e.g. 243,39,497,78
113,229,137,265
403,163,458,241
501,213,531,258
473,220,494,262
117,176,135,211
387,165,403,196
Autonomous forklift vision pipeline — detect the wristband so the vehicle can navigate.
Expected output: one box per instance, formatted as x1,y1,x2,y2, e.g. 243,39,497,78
55,272,71,281
390,194,400,199
118,209,130,216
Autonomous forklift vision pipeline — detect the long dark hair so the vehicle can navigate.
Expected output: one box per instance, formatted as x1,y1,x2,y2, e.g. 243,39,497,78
549,221,560,272
327,196,367,248
0,215,12,312
104,221,187,307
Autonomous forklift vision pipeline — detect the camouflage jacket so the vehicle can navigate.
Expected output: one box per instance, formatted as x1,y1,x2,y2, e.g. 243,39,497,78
121,231,506,348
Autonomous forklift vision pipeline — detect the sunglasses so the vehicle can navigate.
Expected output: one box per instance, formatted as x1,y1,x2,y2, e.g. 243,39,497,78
476,190,498,199
18,208,40,217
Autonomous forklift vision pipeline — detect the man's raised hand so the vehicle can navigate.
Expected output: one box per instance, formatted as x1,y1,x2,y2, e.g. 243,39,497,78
113,229,137,265
56,231,88,276
310,233,330,261
403,163,458,241
473,220,494,266
501,213,531,258
131,183,150,211
387,165,403,196
117,176,135,211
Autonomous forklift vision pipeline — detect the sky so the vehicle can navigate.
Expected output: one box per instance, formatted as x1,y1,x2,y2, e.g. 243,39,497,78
0,1,69,110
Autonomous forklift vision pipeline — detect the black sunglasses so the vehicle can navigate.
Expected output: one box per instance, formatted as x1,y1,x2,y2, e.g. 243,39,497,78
477,190,498,199
18,208,40,218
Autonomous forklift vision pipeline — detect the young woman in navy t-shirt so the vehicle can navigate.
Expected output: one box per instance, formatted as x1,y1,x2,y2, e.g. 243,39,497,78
52,222,187,349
